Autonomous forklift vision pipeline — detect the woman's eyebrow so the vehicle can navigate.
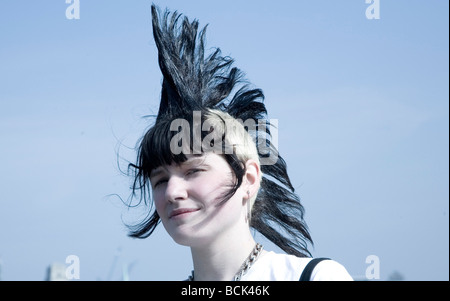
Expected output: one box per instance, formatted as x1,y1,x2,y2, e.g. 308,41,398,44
184,156,207,167
150,168,165,179
150,157,208,179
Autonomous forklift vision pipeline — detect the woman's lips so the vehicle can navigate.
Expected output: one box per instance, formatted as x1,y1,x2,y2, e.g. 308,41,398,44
169,208,200,219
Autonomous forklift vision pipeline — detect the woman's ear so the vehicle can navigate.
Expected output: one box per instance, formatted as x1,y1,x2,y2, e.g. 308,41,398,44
244,159,261,199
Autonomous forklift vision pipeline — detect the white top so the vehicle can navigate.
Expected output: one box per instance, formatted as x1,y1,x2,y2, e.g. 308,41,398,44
240,251,353,281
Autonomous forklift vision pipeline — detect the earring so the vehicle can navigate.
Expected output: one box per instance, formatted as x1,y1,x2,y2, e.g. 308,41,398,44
246,190,251,223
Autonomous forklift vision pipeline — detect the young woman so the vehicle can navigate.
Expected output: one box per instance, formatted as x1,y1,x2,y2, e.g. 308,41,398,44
125,5,353,281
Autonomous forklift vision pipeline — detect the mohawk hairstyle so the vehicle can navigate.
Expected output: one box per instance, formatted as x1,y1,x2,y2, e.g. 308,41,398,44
127,5,313,258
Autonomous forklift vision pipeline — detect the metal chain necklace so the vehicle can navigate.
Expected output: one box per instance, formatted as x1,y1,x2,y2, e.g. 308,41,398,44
234,243,263,281
188,243,263,281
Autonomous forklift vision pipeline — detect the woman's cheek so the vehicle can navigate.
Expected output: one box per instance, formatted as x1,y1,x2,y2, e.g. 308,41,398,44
153,191,166,216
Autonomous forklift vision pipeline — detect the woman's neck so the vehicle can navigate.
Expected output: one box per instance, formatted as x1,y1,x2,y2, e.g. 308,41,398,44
189,226,256,281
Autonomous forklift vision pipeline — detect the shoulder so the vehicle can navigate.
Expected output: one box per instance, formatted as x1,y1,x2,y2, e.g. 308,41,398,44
242,251,353,281
309,259,353,281
242,251,310,281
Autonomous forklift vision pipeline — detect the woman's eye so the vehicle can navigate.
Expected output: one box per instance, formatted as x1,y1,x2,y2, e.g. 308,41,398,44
153,179,167,188
186,168,202,176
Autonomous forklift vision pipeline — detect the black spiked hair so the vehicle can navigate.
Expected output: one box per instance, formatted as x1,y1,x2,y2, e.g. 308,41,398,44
127,5,313,257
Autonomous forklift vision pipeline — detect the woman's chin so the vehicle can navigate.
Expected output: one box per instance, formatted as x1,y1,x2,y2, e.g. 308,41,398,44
168,230,210,247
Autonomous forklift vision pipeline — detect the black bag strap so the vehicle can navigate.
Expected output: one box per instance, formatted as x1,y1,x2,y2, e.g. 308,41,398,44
299,258,330,281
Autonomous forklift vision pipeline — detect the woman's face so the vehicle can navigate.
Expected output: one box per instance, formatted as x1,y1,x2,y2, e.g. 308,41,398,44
150,153,246,247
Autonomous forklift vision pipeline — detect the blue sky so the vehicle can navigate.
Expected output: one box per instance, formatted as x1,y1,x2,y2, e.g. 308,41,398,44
0,0,448,281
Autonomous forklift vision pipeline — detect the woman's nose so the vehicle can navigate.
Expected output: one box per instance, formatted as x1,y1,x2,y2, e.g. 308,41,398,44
164,176,188,203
